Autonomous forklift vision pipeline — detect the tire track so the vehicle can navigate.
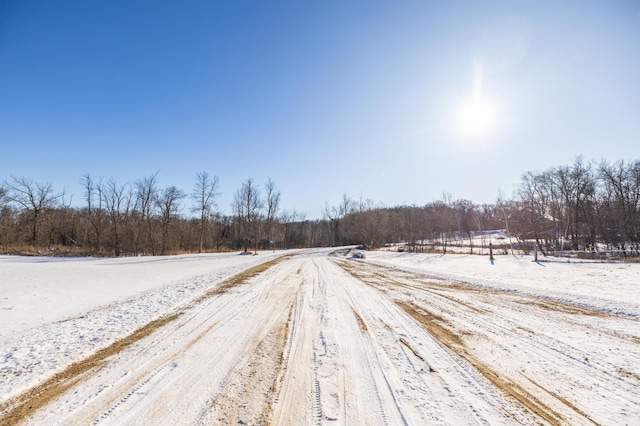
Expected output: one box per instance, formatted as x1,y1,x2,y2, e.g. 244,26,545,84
77,257,292,425
0,314,180,426
2,256,289,426
338,258,627,425
270,259,322,425
9,251,634,425
398,301,567,426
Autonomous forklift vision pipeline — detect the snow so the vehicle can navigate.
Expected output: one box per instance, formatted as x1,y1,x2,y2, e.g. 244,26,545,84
1,249,639,424
366,251,640,319
0,252,284,402
0,252,282,334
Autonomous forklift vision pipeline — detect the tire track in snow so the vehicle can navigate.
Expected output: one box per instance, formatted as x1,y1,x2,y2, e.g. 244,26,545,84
5,255,289,426
8,251,634,425
149,259,299,425
398,300,567,426
75,257,291,425
339,259,630,425
0,314,180,426
202,313,291,425
324,262,450,424
270,258,322,425
330,258,506,425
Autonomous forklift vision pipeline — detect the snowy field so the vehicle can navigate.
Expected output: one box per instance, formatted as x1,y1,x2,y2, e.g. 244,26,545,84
1,249,639,425
365,250,640,319
0,252,285,334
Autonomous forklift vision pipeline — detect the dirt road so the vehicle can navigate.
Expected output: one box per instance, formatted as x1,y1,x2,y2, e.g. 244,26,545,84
4,251,638,425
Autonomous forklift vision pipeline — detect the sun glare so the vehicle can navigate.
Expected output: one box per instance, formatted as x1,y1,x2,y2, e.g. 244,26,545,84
454,61,501,141
458,99,497,138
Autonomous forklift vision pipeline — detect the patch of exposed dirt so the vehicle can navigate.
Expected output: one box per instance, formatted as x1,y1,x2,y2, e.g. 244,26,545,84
350,306,368,332
513,298,610,318
616,367,640,382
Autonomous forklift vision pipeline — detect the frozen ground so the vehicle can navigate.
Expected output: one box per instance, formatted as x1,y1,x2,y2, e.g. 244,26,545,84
1,249,638,425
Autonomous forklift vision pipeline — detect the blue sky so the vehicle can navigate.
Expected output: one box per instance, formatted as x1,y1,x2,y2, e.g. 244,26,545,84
1,1,639,218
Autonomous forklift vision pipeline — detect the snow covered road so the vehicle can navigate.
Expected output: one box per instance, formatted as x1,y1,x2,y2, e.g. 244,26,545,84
1,250,639,425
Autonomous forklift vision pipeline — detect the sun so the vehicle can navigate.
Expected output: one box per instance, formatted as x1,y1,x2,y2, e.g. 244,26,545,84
457,98,497,139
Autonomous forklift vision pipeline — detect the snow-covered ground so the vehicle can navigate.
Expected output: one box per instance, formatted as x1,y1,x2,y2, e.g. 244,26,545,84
0,252,285,403
1,249,638,424
0,252,284,334
365,251,640,319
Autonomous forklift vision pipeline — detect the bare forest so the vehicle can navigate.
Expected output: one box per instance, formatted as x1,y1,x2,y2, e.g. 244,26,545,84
1,157,639,258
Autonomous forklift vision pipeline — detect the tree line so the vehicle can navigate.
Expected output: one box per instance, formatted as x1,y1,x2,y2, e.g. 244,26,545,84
1,157,638,257
513,157,640,256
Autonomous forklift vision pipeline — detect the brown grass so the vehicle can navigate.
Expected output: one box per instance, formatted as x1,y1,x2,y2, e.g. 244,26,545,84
0,245,256,258
0,245,97,257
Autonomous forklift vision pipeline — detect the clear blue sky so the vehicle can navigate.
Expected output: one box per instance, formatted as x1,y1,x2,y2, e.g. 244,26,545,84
2,1,639,218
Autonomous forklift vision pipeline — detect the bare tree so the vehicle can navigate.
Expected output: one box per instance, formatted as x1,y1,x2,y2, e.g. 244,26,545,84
232,178,263,253
438,192,456,253
135,172,160,254
192,172,220,253
322,193,356,246
397,205,423,251
101,178,131,256
157,186,186,255
322,201,340,247
80,173,105,252
3,176,61,247
453,199,477,253
551,157,596,250
598,159,640,252
0,184,12,249
281,209,301,249
264,178,281,249
518,171,552,256
496,189,515,256
353,199,387,249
